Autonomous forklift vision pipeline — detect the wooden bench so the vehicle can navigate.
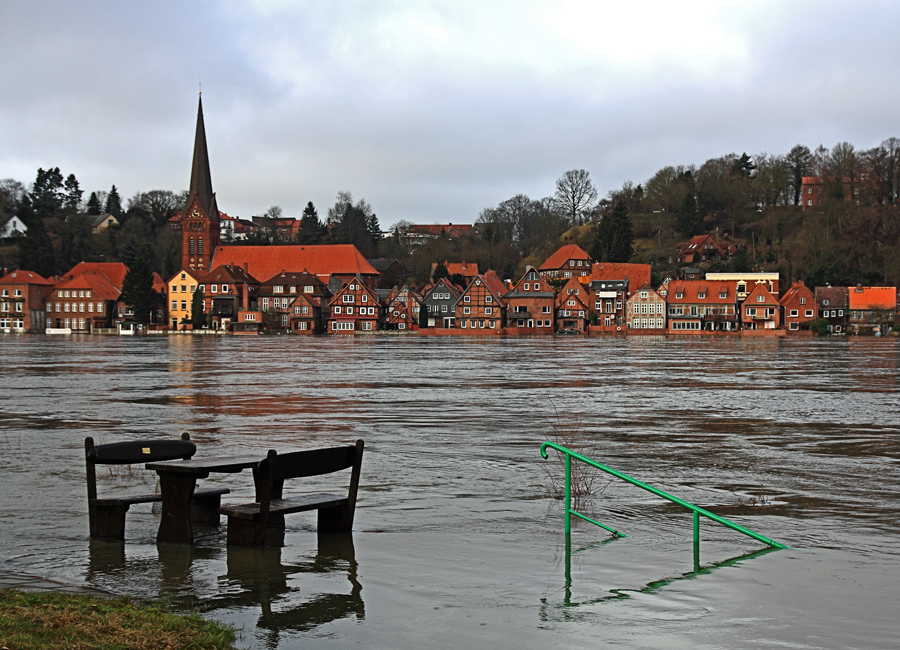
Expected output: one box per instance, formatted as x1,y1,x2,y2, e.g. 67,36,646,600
220,440,364,546
85,433,230,541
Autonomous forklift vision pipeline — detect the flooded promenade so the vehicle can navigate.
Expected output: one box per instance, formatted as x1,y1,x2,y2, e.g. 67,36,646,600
1,334,899,648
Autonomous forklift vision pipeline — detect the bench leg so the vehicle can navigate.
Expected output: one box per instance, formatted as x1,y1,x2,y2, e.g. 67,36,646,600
191,493,223,527
318,504,352,534
226,516,265,546
89,503,130,541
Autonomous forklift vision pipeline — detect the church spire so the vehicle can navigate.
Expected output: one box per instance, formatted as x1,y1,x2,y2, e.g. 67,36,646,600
188,95,218,220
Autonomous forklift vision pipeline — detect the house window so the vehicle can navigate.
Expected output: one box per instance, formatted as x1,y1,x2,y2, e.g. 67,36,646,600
211,285,217,293
790,310,798,317
800,297,806,304
805,310,814,317
464,296,470,303
757,295,765,302
181,301,187,310
747,308,756,316
534,283,540,291
273,286,284,293
362,321,372,330
189,238,195,255
542,306,551,313
362,294,368,303
221,285,229,293
304,285,314,293
463,306,470,315
298,321,308,330
485,307,493,315
347,307,354,315
334,306,342,314
261,298,269,310
698,293,706,299
343,295,354,303
790,322,799,330
524,283,529,291
675,293,683,299
198,239,203,255
171,300,177,311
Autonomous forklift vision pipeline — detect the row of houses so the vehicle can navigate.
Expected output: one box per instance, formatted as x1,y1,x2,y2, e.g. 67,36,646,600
2,243,897,336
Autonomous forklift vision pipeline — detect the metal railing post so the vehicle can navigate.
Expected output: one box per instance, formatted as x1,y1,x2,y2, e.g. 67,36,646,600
564,453,572,536
693,511,700,571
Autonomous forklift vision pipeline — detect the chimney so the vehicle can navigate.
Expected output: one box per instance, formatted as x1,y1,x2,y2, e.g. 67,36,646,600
243,283,249,312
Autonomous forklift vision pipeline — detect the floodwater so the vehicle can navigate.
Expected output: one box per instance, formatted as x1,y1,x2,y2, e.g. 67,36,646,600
1,334,899,649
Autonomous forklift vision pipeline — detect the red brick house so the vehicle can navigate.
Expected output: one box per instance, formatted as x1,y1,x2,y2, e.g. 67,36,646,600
538,244,591,279
626,283,667,332
779,281,816,334
327,278,382,333
505,267,556,333
198,264,259,331
675,234,735,264
0,270,54,332
556,276,590,332
46,270,122,331
454,271,508,333
666,280,739,333
586,262,651,329
742,283,780,331
257,270,327,332
384,286,422,331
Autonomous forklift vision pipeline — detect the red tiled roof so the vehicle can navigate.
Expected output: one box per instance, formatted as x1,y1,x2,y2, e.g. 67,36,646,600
445,261,479,277
53,270,121,301
588,262,651,296
151,272,166,293
778,281,814,307
539,244,590,270
65,262,128,289
0,270,53,285
410,224,473,237
744,283,778,304
849,286,897,310
667,280,738,304
166,268,204,284
482,270,508,300
212,245,378,283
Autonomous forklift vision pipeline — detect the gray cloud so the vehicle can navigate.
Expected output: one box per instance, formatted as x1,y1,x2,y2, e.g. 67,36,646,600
2,1,899,226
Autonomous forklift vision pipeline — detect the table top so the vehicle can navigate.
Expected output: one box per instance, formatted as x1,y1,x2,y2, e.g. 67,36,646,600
146,455,263,474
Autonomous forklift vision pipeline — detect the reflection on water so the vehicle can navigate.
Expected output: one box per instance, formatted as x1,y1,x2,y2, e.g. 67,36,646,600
1,335,900,648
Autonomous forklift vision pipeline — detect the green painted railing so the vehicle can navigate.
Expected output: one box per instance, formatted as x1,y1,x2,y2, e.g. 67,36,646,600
540,441,787,566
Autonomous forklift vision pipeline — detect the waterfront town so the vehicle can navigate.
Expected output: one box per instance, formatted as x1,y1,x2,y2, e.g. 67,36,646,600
2,98,898,339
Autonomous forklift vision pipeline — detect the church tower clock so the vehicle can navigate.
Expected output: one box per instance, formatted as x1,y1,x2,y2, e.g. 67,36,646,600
182,95,220,273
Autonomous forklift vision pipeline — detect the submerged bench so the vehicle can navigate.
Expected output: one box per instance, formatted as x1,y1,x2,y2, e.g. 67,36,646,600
85,433,230,541
220,440,364,546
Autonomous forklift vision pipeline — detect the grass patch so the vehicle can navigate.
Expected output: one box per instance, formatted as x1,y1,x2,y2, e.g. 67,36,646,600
0,589,236,650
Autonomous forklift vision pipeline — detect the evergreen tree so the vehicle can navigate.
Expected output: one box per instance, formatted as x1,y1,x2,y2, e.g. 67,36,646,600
59,215,95,270
432,262,449,283
63,174,83,213
31,167,64,218
120,243,158,324
17,196,56,276
105,185,123,218
675,191,702,238
590,200,634,263
297,201,325,244
86,192,102,215
730,246,751,272
191,287,205,328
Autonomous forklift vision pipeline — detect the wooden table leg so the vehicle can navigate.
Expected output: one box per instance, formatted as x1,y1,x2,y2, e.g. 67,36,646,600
156,472,199,544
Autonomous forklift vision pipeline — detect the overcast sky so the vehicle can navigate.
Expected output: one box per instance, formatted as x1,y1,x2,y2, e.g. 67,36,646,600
2,1,899,227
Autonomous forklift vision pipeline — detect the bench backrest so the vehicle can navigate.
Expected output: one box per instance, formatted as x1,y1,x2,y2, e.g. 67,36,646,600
271,444,360,482
85,433,196,501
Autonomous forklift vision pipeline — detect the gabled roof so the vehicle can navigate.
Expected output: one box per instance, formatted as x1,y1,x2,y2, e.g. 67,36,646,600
628,283,664,300
849,286,898,310
65,262,128,289
508,267,556,297
166,268,204,284
53,270,121,301
744,282,778,304
815,285,848,305
482,270,508,301
151,272,166,294
0,270,53,285
779,281,814,307
587,262,651,296
556,276,590,309
211,245,378,283
202,264,259,285
539,244,590,270
423,277,464,301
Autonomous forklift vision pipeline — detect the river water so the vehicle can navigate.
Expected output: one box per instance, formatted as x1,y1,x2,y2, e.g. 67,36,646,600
1,334,899,648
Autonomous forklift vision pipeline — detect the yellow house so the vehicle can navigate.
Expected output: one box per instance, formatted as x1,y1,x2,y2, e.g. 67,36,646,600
167,268,203,330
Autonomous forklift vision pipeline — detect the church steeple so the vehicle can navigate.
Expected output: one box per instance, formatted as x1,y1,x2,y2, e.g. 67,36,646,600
188,95,218,220
182,94,220,273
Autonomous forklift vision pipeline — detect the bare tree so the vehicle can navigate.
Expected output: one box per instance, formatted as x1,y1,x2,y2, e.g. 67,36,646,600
553,169,597,227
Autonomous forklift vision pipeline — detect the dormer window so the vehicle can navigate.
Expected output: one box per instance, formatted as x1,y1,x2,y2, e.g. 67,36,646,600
675,292,683,299
304,285,314,293
719,292,727,299
273,286,284,293
698,293,706,299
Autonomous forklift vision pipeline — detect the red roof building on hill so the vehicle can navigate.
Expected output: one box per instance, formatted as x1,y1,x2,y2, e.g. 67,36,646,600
46,270,123,331
211,245,379,287
538,244,591,278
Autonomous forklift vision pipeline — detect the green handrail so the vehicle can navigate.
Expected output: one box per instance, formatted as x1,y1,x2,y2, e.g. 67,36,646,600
540,441,787,565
